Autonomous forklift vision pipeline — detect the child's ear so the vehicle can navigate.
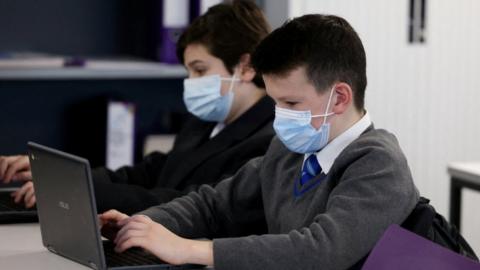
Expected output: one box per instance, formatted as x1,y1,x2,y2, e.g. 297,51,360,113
332,82,353,114
237,54,256,82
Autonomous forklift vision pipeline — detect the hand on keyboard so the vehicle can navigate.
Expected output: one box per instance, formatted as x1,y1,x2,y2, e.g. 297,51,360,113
99,209,130,241
0,155,32,184
11,181,36,208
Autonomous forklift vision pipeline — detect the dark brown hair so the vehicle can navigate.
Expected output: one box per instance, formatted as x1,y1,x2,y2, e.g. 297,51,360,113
252,14,367,110
176,0,270,88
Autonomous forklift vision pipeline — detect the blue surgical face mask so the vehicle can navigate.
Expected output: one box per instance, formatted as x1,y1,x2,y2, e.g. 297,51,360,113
273,87,336,154
183,73,239,122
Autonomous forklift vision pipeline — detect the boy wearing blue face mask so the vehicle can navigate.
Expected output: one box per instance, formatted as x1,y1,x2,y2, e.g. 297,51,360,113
99,14,477,269
183,72,240,122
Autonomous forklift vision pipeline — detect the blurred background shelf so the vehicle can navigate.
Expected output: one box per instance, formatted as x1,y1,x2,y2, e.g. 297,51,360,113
0,60,187,80
0,0,194,163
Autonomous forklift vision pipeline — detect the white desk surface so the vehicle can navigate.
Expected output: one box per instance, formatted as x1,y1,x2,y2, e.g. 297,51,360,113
447,162,480,185
0,223,89,269
0,223,212,269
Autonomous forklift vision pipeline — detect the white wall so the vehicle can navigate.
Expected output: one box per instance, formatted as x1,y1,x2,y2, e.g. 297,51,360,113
266,0,480,252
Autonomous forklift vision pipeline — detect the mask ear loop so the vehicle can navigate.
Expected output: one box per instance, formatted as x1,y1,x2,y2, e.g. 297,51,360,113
310,86,336,121
322,86,336,125
227,72,237,93
220,69,240,94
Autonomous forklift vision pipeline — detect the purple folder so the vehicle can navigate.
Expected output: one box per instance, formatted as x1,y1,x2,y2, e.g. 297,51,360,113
362,224,480,270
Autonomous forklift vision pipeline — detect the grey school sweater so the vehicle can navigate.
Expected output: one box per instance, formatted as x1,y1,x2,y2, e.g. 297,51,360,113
139,126,420,270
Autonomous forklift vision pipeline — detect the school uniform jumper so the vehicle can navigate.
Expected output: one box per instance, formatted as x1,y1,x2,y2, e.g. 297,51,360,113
140,114,420,270
92,96,275,215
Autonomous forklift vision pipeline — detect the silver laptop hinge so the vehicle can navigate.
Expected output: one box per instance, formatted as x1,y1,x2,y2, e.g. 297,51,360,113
89,261,99,270
46,245,57,254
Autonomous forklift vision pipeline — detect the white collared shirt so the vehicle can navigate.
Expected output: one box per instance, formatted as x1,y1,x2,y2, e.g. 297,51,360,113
209,122,226,138
306,111,372,174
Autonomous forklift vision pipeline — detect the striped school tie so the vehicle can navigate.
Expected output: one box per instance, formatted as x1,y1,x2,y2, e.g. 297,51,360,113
300,154,322,185
294,154,326,198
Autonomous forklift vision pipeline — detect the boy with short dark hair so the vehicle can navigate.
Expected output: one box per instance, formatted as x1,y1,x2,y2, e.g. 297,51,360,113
100,14,420,269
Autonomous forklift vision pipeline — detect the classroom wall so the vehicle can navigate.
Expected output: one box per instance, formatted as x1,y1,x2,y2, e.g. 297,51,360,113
270,0,480,252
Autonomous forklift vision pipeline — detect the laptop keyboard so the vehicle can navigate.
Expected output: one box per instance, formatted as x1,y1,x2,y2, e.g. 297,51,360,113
103,241,167,267
0,192,36,211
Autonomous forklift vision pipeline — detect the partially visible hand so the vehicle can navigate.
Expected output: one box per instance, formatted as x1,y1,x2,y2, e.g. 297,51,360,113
11,181,36,208
114,215,213,265
0,155,32,184
99,209,130,241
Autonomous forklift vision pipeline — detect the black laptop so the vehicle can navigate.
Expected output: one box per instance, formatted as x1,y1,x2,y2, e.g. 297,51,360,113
0,183,38,224
28,142,203,270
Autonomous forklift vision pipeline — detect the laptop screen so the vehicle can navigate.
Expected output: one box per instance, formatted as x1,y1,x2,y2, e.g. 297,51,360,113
28,142,106,270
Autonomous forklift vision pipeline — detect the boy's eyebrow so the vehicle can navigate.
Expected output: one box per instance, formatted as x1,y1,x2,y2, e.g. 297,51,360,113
186,60,206,68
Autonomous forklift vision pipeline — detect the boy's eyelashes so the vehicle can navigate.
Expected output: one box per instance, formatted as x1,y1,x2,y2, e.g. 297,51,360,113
194,68,207,76
189,68,207,77
273,101,300,108
187,64,209,77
